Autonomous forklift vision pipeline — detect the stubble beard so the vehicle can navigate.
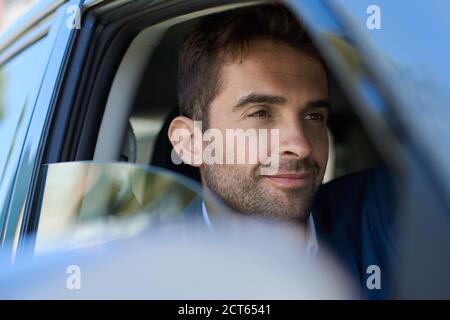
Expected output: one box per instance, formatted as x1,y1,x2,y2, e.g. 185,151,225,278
202,159,323,223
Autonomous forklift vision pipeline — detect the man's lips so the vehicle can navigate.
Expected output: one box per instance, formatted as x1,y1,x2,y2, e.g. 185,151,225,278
262,172,312,188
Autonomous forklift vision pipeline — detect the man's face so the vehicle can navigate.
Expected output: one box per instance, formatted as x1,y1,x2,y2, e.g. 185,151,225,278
201,39,329,222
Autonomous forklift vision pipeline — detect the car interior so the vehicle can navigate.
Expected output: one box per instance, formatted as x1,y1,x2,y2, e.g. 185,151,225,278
6,0,449,299
91,1,383,186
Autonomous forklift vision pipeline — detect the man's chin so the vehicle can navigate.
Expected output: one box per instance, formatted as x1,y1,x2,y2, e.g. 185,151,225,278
247,212,309,224
254,185,317,220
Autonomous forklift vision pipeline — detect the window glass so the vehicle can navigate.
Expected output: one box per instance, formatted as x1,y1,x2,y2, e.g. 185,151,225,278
0,37,48,177
32,162,204,254
0,0,41,33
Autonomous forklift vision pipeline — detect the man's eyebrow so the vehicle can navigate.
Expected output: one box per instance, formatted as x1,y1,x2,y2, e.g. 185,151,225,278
233,94,287,110
232,94,331,113
304,99,331,113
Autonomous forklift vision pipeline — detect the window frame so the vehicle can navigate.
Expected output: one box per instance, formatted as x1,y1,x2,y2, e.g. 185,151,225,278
3,0,449,298
0,0,86,257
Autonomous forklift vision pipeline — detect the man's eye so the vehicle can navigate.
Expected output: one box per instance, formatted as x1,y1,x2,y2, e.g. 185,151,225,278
248,110,270,118
304,113,325,122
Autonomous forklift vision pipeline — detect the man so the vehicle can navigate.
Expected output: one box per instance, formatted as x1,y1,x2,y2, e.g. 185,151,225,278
167,4,397,299
170,4,328,222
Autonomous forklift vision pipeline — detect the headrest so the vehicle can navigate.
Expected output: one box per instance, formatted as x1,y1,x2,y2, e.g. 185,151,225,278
120,122,137,163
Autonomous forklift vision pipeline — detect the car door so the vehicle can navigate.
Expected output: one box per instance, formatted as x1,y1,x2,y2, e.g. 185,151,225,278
0,0,86,256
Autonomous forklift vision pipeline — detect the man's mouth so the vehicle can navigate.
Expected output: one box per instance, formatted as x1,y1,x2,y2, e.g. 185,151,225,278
262,172,312,188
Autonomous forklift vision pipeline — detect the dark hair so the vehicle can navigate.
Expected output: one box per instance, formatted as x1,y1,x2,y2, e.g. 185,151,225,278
177,3,322,124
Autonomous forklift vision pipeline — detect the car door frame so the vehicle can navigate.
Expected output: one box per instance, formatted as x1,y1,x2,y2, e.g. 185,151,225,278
0,0,86,257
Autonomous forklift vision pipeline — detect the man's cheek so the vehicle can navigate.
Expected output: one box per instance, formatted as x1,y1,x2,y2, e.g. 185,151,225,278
202,128,225,165
312,130,329,157
258,129,280,175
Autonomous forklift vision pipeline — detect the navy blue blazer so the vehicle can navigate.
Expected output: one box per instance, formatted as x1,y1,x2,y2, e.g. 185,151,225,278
312,167,399,299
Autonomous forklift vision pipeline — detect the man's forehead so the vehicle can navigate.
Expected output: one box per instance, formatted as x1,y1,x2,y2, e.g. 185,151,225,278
220,60,328,103
220,40,327,86
227,39,322,68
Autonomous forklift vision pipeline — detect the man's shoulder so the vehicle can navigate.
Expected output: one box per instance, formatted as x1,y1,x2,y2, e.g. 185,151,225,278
318,166,394,202
313,166,397,234
312,166,400,299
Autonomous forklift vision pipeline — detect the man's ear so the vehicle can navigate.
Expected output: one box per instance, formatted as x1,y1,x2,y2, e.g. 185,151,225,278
168,116,202,167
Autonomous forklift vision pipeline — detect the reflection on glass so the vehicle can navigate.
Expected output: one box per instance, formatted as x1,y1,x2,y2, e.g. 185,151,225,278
0,37,47,174
0,71,5,121
34,162,203,254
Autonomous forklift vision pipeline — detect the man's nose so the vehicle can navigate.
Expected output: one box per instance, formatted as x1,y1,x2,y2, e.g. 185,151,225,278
278,121,312,159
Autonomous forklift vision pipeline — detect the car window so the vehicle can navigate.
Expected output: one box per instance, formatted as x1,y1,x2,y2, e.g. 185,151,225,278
0,0,41,33
0,38,49,179
31,162,205,254
331,0,450,192
2,0,448,300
